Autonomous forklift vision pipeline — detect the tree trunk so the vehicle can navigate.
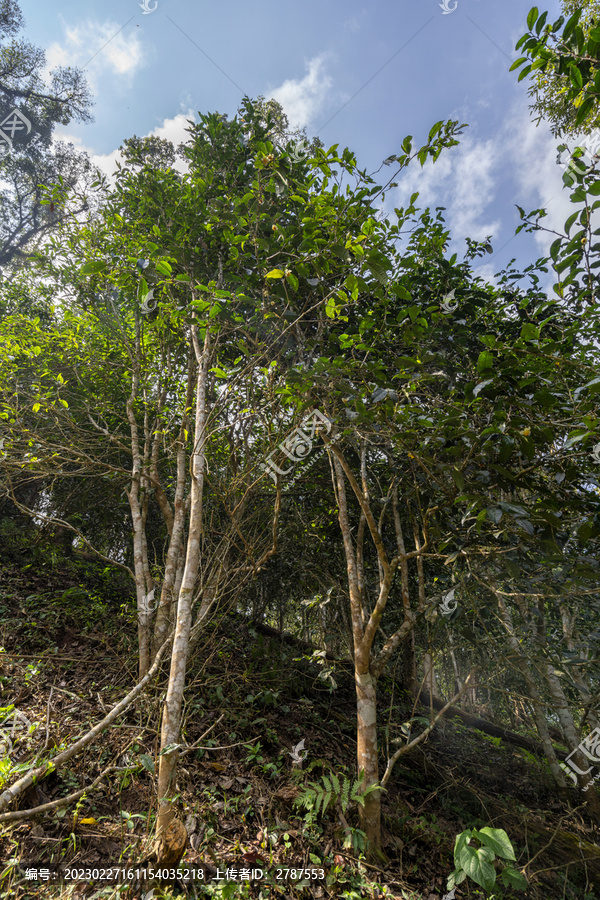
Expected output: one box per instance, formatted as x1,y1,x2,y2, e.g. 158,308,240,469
156,321,211,838
423,651,439,699
355,669,381,853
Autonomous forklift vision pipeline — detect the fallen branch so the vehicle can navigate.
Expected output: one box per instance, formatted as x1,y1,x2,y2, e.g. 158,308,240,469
416,687,568,760
0,634,173,813
0,764,125,824
381,670,477,787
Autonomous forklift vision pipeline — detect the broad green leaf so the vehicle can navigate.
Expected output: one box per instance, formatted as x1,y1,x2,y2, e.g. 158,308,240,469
452,469,465,491
527,7,539,30
138,754,155,773
80,260,107,275
569,65,583,90
155,260,172,276
575,97,595,128
265,269,284,279
564,431,591,448
520,323,539,340
455,839,496,893
563,11,581,40
476,350,494,374
500,866,527,890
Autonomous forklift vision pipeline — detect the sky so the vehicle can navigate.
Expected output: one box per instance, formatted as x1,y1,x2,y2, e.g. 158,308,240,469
11,0,576,293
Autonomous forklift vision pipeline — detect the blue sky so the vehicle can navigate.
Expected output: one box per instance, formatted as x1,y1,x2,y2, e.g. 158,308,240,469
16,0,573,292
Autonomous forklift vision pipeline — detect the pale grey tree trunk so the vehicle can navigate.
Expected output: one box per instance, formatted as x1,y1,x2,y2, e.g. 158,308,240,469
156,319,211,837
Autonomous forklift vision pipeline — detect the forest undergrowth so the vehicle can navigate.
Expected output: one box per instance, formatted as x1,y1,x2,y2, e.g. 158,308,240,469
0,527,598,900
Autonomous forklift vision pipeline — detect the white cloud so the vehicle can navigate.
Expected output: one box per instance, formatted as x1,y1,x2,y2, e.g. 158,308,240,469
390,134,502,252
52,109,196,184
387,100,587,279
267,55,334,131
45,18,145,90
507,108,578,254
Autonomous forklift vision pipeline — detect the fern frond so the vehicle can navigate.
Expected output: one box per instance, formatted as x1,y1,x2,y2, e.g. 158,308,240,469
340,775,349,812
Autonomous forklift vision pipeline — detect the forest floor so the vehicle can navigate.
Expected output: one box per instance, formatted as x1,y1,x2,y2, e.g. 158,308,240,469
0,543,598,900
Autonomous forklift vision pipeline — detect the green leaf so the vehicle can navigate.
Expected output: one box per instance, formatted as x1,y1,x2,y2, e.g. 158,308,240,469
452,469,465,491
563,11,581,41
575,97,595,128
527,7,539,30
500,865,528,890
80,260,107,275
565,212,580,236
509,57,529,72
549,237,562,260
138,754,155,773
588,181,600,195
569,65,583,90
476,827,517,860
520,323,539,341
265,269,285,279
564,431,591,447
155,259,172,276
455,839,496,893
476,350,494,374
535,10,548,35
